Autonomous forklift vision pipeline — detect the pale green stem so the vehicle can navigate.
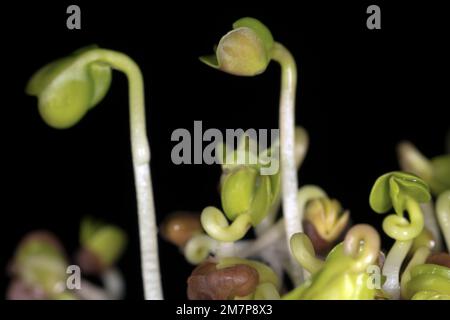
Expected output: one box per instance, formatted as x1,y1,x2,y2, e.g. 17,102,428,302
436,190,450,251
74,49,162,299
184,234,218,264
420,202,443,251
201,207,251,242
382,196,425,300
290,233,324,274
397,141,433,182
400,246,431,299
296,185,327,279
271,42,301,283
382,197,424,241
382,240,412,300
256,127,309,235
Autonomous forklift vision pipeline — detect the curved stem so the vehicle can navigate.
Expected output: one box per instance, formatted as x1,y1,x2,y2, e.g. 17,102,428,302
397,141,433,182
295,185,327,280
75,49,162,299
184,234,218,264
343,224,380,273
436,190,450,251
382,240,412,300
382,197,424,241
290,233,324,274
400,246,430,299
271,43,302,282
271,44,301,281
201,207,252,242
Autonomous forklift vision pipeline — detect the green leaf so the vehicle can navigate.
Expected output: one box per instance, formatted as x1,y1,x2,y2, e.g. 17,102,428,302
26,57,74,96
216,28,269,76
38,76,92,128
369,173,393,213
431,155,450,194
26,46,112,129
14,232,68,295
87,61,112,108
199,18,274,76
86,226,127,267
295,243,376,299
232,17,274,54
221,167,257,221
80,216,102,246
249,175,271,225
405,264,450,299
370,171,431,214
199,55,219,69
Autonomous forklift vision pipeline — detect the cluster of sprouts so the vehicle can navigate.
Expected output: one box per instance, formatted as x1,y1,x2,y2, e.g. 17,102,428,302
7,17,449,300
7,218,126,300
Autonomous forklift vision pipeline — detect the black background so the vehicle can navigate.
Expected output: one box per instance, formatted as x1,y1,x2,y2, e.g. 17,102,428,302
1,1,448,300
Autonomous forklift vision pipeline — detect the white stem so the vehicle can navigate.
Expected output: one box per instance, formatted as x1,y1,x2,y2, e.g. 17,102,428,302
400,246,430,299
382,240,412,300
235,219,286,258
272,42,302,284
215,241,236,258
79,49,163,299
256,127,309,236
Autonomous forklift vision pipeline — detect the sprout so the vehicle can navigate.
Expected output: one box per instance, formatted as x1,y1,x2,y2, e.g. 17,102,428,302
284,224,380,300
200,134,279,243
26,46,162,299
400,246,431,298
397,141,450,195
303,197,350,255
199,18,274,76
289,233,324,274
76,217,127,274
403,264,450,300
410,227,436,254
201,206,252,242
370,171,431,299
343,224,381,273
9,231,71,299
200,17,303,280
